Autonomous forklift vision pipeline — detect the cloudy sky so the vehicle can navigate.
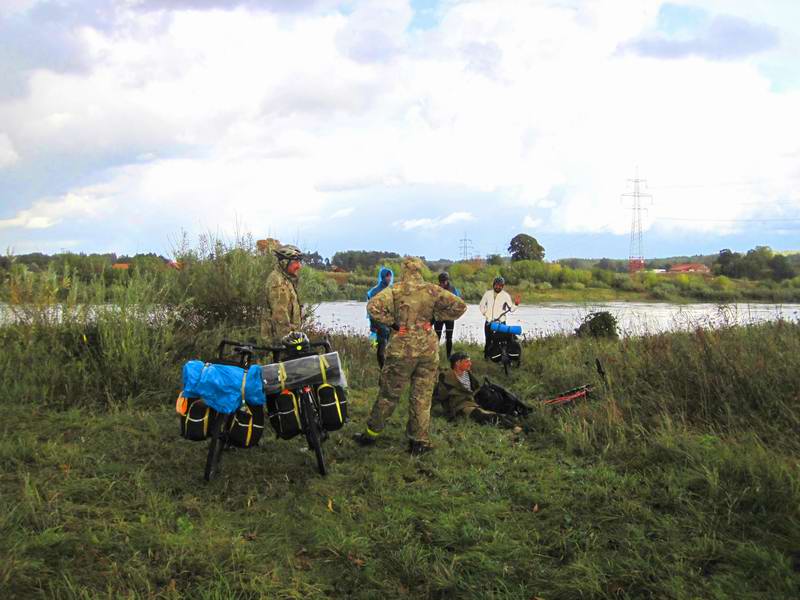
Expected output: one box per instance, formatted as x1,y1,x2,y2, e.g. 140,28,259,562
1,0,799,261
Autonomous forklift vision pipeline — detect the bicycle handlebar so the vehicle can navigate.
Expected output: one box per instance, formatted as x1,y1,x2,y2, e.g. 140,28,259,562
217,337,332,364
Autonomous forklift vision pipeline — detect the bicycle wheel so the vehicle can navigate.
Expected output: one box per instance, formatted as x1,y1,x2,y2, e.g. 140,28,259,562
501,346,510,376
204,412,230,482
300,391,326,476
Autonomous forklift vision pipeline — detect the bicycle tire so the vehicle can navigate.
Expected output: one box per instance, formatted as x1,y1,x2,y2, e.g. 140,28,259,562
501,347,510,376
300,391,327,476
204,412,230,482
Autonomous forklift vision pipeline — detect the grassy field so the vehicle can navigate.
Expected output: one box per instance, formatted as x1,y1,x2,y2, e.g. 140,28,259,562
2,312,799,598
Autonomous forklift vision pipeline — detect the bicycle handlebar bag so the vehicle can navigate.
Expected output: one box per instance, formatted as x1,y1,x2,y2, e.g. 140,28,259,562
260,352,347,396
182,360,265,414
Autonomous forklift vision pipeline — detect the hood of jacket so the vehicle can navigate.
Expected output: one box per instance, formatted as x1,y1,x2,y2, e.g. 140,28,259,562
367,266,394,299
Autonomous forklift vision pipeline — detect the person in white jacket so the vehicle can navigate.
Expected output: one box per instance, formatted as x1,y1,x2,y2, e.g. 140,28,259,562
479,276,520,358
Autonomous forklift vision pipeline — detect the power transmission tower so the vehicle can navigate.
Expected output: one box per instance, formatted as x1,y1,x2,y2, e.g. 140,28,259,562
621,172,653,273
458,233,474,261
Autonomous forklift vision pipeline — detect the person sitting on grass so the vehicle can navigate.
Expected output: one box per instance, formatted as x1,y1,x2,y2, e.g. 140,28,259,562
434,351,517,428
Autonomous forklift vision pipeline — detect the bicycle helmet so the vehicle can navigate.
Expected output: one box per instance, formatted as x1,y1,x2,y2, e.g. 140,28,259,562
273,244,303,262
281,331,310,354
493,276,505,286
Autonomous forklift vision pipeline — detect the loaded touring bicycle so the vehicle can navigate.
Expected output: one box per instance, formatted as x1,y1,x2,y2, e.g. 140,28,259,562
487,307,523,375
176,332,348,481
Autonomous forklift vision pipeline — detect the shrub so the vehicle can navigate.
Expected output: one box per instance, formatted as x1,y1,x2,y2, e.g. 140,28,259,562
575,311,619,339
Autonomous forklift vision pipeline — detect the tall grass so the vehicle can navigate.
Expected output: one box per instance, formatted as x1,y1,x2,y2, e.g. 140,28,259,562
1,244,799,598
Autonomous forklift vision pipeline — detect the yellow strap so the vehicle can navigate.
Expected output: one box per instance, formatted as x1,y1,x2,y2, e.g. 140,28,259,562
202,406,209,437
365,426,381,438
278,362,287,390
291,392,301,429
318,354,330,385
245,411,253,446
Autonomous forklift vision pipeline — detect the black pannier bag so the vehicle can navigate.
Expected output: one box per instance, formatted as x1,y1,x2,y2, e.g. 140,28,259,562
227,404,265,448
265,390,302,439
178,396,215,441
317,383,348,431
475,378,531,417
486,333,521,364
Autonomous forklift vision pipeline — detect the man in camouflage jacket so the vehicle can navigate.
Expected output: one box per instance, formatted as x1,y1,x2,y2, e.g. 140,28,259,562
355,256,467,455
261,245,303,341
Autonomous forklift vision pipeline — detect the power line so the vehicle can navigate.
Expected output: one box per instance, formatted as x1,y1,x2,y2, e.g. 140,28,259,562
621,171,652,273
458,233,474,261
657,216,800,222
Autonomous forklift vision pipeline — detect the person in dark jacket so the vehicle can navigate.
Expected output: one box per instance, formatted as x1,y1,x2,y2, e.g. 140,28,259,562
433,351,516,427
366,266,394,368
432,272,461,358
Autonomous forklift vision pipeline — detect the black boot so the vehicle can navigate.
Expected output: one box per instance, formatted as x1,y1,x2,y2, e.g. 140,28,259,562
408,440,434,456
353,432,377,447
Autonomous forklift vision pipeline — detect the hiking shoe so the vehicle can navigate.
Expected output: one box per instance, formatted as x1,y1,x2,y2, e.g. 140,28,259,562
353,432,377,447
408,441,434,456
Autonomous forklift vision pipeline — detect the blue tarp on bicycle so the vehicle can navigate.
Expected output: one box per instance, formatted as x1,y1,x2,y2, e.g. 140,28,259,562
182,360,265,414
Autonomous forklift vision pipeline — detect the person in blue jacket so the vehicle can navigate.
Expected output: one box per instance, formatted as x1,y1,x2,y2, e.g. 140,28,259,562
367,266,394,368
433,272,462,358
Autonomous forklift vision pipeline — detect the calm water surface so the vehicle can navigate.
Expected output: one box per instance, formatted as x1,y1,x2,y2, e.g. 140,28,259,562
312,301,800,341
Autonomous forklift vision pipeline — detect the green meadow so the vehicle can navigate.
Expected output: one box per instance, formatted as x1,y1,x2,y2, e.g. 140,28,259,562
1,241,799,599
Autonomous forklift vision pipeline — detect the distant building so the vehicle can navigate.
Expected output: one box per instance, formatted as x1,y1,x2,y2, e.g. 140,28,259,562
112,263,130,270
669,263,710,274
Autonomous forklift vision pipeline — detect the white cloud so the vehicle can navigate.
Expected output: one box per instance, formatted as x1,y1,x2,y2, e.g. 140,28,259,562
396,211,475,230
0,190,111,229
0,133,18,167
441,211,474,225
523,216,542,229
1,0,799,254
331,207,354,218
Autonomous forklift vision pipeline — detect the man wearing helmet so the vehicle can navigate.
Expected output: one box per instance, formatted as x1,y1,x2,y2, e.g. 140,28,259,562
478,276,520,358
261,244,303,341
354,257,467,455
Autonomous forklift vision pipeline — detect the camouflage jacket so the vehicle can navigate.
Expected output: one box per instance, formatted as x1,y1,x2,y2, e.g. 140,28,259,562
262,268,301,341
435,368,480,419
367,268,467,359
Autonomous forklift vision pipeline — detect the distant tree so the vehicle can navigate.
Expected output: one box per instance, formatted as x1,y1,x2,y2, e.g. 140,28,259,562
769,254,795,281
714,249,741,277
560,258,580,269
331,250,401,272
304,251,326,270
486,254,504,266
594,257,624,272
508,234,544,262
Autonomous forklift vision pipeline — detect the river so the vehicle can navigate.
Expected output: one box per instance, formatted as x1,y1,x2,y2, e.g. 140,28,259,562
2,301,797,340
312,301,800,341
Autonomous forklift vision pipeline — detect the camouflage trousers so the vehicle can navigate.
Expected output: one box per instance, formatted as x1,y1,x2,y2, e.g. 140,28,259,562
366,352,439,443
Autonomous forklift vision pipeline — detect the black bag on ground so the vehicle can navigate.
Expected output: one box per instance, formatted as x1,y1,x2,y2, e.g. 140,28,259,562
179,397,216,441
475,378,531,417
265,390,302,439
227,404,265,448
317,383,348,431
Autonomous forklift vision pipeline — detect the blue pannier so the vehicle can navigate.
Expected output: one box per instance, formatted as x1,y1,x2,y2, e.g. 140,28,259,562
182,360,264,414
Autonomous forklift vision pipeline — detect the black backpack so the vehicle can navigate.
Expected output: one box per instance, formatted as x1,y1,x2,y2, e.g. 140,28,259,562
474,378,531,417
